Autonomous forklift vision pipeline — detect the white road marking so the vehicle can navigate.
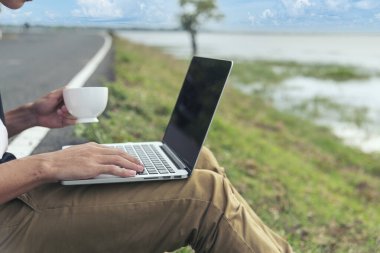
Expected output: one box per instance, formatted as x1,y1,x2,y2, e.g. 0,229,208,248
7,33,112,158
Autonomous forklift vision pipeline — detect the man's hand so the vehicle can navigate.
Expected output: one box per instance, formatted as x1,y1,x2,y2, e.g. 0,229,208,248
6,87,77,137
0,143,144,204
31,88,76,128
39,143,144,181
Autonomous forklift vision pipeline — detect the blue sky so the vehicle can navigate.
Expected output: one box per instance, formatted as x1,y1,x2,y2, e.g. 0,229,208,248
0,0,379,32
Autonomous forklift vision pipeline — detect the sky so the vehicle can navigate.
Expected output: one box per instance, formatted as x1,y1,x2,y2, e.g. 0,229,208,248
0,0,379,32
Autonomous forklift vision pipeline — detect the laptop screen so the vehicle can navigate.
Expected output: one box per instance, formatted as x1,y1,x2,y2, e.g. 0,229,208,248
163,56,232,171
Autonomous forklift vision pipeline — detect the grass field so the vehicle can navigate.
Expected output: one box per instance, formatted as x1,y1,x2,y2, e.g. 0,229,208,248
76,37,380,253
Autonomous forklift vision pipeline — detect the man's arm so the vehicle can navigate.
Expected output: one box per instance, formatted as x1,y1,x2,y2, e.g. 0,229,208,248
5,88,75,137
0,143,144,204
0,154,51,204
1,88,144,204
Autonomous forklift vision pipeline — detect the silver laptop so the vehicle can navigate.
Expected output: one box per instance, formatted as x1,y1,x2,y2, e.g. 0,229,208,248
62,56,233,185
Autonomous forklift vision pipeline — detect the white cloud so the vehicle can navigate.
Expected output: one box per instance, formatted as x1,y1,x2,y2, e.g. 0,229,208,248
281,0,313,16
355,0,377,10
24,11,32,17
44,11,58,20
72,0,123,19
375,13,380,20
132,0,174,24
69,0,177,26
0,8,32,23
295,0,312,8
262,9,275,19
325,0,350,11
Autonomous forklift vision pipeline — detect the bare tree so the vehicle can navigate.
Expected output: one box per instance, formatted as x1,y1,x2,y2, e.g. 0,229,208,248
179,0,223,56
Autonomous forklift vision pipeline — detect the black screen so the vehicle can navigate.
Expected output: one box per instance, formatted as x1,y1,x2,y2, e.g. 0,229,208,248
163,57,232,171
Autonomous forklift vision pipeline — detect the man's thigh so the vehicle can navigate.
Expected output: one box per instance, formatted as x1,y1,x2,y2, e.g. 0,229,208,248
0,169,225,253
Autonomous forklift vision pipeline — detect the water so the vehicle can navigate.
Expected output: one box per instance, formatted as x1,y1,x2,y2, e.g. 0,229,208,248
119,31,380,70
274,77,380,153
119,31,380,153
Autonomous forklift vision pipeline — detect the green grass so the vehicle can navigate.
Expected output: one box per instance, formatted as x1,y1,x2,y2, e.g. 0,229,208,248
76,37,380,253
289,96,371,128
232,60,375,85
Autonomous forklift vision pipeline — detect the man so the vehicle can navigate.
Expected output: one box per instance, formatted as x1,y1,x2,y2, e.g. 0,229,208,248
0,1,293,252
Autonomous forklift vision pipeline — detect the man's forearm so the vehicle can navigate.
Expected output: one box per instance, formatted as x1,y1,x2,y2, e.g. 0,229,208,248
5,103,37,137
0,155,53,205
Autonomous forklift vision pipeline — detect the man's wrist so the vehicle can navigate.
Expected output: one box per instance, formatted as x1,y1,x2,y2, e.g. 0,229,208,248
21,154,58,184
5,103,38,137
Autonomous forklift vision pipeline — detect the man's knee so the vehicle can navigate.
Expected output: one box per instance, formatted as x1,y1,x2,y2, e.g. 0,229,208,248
195,147,225,175
183,170,231,210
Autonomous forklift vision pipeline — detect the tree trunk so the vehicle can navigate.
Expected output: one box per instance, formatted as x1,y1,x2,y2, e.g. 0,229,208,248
190,30,197,56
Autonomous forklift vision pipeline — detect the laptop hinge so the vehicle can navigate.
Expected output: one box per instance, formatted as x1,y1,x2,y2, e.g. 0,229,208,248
161,144,191,174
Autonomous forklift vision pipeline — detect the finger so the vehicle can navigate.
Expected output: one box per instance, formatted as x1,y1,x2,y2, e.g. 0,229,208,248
49,88,64,98
51,95,65,111
72,143,144,169
46,89,64,106
62,117,77,126
101,165,137,177
115,150,142,166
94,145,142,166
57,107,76,120
57,106,69,115
97,155,144,172
60,105,69,114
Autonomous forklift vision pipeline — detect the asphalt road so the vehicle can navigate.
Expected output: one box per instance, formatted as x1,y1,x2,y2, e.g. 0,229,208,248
0,29,113,154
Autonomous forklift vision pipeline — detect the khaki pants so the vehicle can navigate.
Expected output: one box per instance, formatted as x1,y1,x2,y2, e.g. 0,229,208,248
0,147,293,253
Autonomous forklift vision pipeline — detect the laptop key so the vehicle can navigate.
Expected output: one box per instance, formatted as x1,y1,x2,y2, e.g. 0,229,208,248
123,144,179,176
138,170,148,175
166,168,175,173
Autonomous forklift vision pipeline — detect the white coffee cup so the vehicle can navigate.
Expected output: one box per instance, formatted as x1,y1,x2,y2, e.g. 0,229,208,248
63,87,108,123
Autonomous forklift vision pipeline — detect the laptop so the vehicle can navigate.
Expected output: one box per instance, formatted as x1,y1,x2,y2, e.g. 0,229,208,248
62,56,233,185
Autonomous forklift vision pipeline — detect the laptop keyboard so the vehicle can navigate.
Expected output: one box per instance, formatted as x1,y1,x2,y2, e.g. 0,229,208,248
114,144,175,175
